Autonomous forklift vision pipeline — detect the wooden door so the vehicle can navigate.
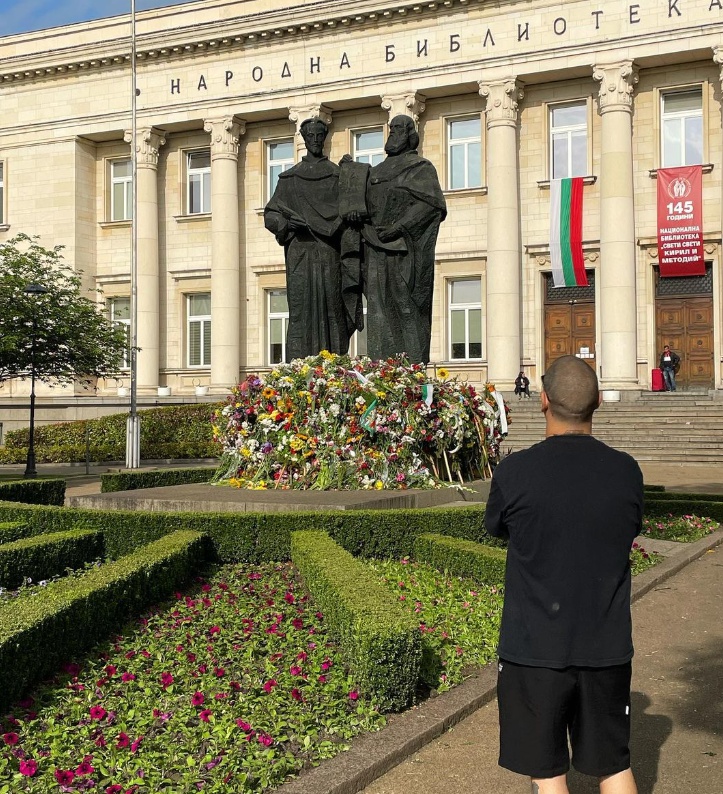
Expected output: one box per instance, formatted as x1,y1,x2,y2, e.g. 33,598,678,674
656,297,713,389
545,303,596,371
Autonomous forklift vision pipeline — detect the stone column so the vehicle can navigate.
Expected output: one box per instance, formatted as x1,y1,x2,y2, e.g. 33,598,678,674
289,103,332,158
204,116,245,391
478,78,524,389
592,61,639,388
124,126,165,392
380,91,426,127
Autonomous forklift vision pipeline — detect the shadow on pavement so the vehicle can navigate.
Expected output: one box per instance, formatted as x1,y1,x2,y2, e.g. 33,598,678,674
566,691,672,794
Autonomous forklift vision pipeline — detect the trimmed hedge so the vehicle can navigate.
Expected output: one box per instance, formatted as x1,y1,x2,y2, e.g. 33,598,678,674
0,521,30,544
644,491,723,503
0,442,218,465
0,529,104,589
414,533,507,585
0,501,489,562
644,484,666,492
0,479,65,506
101,466,218,493
0,530,208,714
644,498,723,523
291,530,421,712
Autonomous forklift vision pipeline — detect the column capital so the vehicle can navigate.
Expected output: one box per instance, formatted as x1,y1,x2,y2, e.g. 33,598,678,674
592,61,638,114
380,92,426,127
478,78,524,128
712,45,723,83
288,103,333,134
124,126,166,169
204,116,246,161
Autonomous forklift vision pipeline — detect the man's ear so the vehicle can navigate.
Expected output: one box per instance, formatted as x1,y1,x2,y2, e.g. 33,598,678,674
596,390,603,409
540,390,549,415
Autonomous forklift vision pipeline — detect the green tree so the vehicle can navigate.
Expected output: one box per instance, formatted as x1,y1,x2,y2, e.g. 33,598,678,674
0,233,128,384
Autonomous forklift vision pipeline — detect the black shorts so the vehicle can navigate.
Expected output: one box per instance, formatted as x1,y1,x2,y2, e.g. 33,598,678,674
497,658,632,779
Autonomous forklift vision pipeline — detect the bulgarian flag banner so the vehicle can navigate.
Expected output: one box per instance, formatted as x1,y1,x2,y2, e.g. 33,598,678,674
549,177,588,288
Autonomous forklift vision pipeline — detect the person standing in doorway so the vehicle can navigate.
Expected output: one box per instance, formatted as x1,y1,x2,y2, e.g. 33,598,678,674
659,345,680,392
485,355,643,794
514,370,531,399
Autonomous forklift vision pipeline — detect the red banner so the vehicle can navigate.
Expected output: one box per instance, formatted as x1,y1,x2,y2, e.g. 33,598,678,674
657,165,705,277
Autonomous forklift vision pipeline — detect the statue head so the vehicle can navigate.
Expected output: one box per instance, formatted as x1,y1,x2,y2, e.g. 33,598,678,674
300,117,329,157
385,115,419,156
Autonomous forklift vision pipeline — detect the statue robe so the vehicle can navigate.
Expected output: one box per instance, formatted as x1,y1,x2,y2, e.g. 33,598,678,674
264,156,353,360
364,150,447,363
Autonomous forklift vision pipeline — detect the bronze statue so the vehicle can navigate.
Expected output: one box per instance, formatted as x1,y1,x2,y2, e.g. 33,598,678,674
264,118,358,359
343,115,447,363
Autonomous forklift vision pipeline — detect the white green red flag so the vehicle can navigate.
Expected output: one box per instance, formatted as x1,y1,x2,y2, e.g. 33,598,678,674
549,177,588,288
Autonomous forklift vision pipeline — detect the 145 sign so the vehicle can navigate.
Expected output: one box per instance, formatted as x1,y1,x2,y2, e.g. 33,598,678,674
657,166,705,278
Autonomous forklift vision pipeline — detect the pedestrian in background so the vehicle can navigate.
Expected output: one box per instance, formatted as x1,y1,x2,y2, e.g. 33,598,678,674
486,355,643,794
658,345,680,392
514,371,531,399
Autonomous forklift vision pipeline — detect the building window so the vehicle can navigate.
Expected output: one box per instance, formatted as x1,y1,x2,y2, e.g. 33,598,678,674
268,289,289,365
0,161,4,224
661,88,703,167
267,140,294,200
187,293,211,367
447,117,482,190
110,159,132,221
550,102,587,179
349,296,369,357
109,297,131,369
448,278,482,360
353,129,385,167
187,150,211,215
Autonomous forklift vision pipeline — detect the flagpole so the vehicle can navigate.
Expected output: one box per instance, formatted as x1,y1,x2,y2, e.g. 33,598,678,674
125,0,140,469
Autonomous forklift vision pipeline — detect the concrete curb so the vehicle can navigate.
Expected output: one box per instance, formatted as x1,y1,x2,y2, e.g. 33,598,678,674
279,527,723,794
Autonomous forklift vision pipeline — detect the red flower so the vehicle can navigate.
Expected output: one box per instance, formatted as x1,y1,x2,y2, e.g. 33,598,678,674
236,719,252,732
2,732,19,746
105,665,117,677
263,679,277,693
199,710,212,722
94,734,107,748
284,592,295,604
191,691,205,707
318,675,327,683
121,672,136,682
90,706,107,721
160,672,174,689
105,786,123,794
116,732,130,749
291,688,302,701
19,759,38,777
76,759,94,776
209,626,221,635
54,769,75,786
130,736,143,753
290,665,302,676
348,690,360,701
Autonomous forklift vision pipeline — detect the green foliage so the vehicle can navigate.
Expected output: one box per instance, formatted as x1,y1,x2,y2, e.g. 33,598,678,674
0,522,30,544
413,533,507,586
644,490,723,502
291,530,421,712
630,542,663,575
0,478,65,505
0,233,127,384
0,530,208,714
644,498,723,525
101,466,217,493
0,528,104,589
643,484,666,492
641,513,720,542
367,557,503,691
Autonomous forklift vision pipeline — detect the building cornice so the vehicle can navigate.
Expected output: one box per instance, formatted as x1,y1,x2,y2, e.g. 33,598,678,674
0,0,475,85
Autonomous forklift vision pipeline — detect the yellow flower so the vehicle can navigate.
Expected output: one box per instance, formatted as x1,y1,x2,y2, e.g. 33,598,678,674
262,387,276,399
300,365,310,376
320,350,334,360
375,391,387,399
374,480,384,490
241,448,251,458
437,367,450,380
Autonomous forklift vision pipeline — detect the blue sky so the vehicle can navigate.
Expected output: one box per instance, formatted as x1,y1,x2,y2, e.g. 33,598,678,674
1,1,198,37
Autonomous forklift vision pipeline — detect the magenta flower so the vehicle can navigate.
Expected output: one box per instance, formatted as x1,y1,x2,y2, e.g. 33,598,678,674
54,769,75,786
94,734,106,748
121,672,136,682
160,672,174,689
104,665,117,677
236,719,252,732
290,665,302,676
19,759,38,777
75,759,94,776
130,736,143,753
106,786,123,794
349,690,360,700
214,667,226,678
292,618,303,630
209,625,221,635
257,732,273,746
291,688,302,702
263,679,277,693
89,706,107,721
318,675,327,683
191,692,205,707
116,732,130,749
2,732,19,746
284,592,295,604
199,710,212,722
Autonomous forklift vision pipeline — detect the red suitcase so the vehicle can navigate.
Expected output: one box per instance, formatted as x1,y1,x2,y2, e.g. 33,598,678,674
651,368,665,391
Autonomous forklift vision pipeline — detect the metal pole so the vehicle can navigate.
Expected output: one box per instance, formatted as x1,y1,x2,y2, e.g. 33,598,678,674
126,0,140,469
24,316,38,478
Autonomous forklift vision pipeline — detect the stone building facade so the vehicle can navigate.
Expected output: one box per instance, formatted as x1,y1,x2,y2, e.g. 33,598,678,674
2,0,723,434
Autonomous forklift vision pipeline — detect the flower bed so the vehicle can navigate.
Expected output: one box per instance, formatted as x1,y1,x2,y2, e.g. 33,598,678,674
0,562,384,793
366,558,504,693
630,542,662,575
641,514,719,542
213,353,508,490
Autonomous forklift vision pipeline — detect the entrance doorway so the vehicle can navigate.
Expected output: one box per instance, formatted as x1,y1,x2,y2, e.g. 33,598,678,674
544,271,596,372
655,265,714,390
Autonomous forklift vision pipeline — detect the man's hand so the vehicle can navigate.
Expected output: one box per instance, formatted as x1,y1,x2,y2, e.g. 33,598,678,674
376,226,402,242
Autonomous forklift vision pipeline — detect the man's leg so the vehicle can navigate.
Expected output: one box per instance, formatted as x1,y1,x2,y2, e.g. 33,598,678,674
669,370,676,391
531,775,569,793
599,768,637,794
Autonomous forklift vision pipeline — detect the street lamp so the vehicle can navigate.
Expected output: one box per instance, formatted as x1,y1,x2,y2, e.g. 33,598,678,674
23,283,48,478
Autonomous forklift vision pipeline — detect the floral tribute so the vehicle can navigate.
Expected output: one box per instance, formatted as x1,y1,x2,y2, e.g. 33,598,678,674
212,353,509,490
0,563,384,793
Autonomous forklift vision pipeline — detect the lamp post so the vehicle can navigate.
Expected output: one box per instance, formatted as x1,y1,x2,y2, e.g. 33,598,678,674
23,283,48,478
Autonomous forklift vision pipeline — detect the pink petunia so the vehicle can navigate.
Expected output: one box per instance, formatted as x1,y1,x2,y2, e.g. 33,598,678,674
94,734,107,748
19,759,38,777
209,626,221,635
291,688,302,702
191,692,205,707
90,706,107,721
105,665,117,677
121,672,136,682
318,675,327,683
284,592,295,604
76,760,94,776
236,719,252,732
130,736,143,753
2,732,19,746
160,672,174,689
105,786,123,794
116,732,130,749
214,667,225,678
257,732,273,746
290,665,302,676
263,679,277,693
54,769,75,786
199,710,212,722
348,690,360,701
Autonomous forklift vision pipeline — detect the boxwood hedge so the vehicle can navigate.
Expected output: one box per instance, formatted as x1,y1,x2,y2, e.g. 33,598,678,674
414,533,507,585
0,478,65,506
100,466,218,493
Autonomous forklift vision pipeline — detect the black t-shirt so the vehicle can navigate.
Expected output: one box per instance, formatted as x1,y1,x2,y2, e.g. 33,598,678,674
485,434,643,668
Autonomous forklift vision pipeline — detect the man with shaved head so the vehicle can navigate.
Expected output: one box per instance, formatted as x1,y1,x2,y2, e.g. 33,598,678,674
486,355,643,794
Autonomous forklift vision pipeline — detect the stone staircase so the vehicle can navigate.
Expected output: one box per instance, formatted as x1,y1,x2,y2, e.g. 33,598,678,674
501,392,723,463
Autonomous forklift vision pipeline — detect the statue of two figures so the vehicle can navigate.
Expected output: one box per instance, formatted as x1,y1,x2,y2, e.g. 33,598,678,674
264,116,447,364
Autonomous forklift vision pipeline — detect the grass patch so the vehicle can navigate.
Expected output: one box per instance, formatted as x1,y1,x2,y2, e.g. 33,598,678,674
641,514,719,542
